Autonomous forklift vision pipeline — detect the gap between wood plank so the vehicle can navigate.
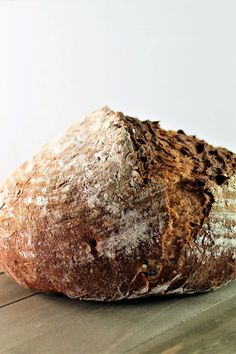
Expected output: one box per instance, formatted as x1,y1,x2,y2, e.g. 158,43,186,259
126,291,236,354
0,293,39,309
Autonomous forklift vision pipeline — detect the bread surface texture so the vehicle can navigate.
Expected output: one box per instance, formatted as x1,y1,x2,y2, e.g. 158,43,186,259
0,107,235,301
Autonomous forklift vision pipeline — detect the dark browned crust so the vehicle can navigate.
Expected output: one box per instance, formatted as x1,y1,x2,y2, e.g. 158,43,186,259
0,109,235,300
122,114,236,294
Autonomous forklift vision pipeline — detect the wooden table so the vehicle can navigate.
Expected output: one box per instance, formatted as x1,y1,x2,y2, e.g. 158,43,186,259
0,267,235,354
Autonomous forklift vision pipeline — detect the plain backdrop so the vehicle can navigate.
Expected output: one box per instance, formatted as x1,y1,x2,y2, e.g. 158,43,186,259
0,0,235,183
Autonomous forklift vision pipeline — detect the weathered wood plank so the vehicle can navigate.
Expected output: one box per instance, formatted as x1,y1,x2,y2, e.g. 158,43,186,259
130,290,236,354
0,279,235,354
114,280,236,354
0,293,178,353
0,274,35,308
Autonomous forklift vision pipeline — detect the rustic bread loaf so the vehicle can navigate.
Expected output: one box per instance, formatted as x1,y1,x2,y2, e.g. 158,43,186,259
0,107,235,301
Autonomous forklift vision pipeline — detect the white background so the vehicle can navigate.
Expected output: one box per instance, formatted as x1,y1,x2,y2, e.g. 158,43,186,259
0,0,235,183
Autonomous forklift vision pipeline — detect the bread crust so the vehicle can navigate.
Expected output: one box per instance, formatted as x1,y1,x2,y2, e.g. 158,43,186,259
0,107,235,300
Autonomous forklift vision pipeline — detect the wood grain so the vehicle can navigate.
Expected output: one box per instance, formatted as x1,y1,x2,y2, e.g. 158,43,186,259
0,276,235,354
131,291,236,354
0,274,36,308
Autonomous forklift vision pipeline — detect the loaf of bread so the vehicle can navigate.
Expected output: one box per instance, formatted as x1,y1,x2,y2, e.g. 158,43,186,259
0,107,235,300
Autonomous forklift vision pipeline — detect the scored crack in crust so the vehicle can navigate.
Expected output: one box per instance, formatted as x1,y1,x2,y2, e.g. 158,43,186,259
0,107,235,300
